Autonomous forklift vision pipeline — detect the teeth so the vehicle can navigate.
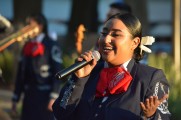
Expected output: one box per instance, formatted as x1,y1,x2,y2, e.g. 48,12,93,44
103,47,113,50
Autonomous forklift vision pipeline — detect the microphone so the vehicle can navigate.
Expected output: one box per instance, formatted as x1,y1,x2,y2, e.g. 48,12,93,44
55,50,100,80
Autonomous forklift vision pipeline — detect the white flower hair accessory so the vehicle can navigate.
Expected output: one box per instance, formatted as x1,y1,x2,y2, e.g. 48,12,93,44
140,36,155,54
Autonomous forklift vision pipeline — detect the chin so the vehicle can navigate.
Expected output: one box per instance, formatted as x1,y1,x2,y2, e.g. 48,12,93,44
102,56,112,63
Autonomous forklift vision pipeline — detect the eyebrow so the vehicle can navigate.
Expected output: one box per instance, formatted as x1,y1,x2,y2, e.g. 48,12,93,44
102,27,122,32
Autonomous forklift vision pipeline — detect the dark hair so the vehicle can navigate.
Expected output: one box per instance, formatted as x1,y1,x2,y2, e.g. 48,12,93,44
106,13,144,62
27,13,48,35
110,2,132,13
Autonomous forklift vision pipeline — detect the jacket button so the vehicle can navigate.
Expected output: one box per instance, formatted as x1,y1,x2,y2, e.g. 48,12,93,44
94,113,98,117
98,105,102,108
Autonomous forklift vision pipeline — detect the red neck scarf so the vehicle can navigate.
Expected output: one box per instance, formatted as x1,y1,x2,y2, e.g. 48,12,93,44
23,42,45,57
96,67,132,97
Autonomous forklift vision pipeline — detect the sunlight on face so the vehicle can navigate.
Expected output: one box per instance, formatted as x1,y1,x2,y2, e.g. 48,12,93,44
99,18,139,67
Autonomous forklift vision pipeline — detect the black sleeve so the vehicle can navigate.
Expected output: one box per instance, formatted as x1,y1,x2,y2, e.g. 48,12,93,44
52,74,89,120
143,69,171,120
49,43,64,99
12,58,25,102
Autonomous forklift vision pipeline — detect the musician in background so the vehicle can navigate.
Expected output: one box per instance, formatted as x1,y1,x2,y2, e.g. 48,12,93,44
11,13,64,120
106,2,132,20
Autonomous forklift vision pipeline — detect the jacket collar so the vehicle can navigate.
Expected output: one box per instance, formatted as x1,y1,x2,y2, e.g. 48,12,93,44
127,59,136,73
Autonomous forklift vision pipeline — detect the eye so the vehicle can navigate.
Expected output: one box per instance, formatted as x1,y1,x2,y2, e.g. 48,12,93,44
110,33,121,37
100,32,108,36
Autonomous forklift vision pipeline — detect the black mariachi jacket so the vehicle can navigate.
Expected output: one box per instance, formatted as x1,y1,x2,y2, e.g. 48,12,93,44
53,59,171,120
12,35,64,102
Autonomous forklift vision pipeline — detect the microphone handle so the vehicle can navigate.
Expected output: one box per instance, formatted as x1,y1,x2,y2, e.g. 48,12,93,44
55,60,91,80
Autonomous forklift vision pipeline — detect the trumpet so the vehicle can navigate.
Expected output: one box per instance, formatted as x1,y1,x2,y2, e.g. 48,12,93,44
0,24,40,52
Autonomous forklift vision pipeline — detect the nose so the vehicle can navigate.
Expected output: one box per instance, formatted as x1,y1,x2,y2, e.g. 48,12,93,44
103,34,112,43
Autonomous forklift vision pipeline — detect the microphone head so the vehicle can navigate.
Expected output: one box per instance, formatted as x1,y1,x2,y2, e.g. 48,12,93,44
92,50,100,61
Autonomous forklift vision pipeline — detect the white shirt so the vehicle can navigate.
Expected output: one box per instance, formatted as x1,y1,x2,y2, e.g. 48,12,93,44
104,59,131,71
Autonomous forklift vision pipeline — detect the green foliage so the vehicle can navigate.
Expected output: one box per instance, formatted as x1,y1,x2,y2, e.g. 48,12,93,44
148,53,181,120
62,52,78,68
0,50,15,84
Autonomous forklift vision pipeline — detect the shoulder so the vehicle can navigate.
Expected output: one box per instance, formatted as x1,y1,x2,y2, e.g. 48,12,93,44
136,62,162,75
43,36,58,46
134,62,166,80
135,63,168,85
43,36,61,51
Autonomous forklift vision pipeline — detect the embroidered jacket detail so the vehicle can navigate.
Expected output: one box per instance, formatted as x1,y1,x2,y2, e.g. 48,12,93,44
60,76,75,109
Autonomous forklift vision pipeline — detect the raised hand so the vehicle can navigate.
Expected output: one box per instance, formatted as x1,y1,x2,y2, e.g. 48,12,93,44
140,94,168,118
75,51,97,78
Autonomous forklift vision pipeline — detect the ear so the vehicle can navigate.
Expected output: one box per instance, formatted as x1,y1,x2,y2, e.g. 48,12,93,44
132,37,140,49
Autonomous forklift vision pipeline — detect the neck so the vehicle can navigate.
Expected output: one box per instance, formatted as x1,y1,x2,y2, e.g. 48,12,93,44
105,59,131,69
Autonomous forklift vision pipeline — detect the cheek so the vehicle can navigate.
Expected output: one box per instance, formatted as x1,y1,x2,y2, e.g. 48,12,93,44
97,39,101,52
116,41,132,54
98,38,104,47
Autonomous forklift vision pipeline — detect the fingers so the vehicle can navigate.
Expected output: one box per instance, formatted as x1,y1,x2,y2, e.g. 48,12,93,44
141,94,168,109
145,98,150,108
140,96,157,117
151,96,157,107
159,94,168,103
140,102,146,111
140,94,168,118
149,96,154,107
152,94,168,105
78,51,94,62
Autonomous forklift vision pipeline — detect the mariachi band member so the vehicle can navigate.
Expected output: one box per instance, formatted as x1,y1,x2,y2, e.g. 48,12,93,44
53,13,170,120
12,13,64,120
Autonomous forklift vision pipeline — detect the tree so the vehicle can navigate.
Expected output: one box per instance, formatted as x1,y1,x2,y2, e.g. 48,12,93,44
14,0,42,24
65,0,98,54
125,0,149,35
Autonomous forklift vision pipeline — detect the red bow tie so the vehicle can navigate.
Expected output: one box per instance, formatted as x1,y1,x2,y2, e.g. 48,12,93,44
23,42,45,57
96,67,133,97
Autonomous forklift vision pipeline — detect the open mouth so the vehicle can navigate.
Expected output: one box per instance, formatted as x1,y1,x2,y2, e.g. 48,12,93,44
103,46,114,52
